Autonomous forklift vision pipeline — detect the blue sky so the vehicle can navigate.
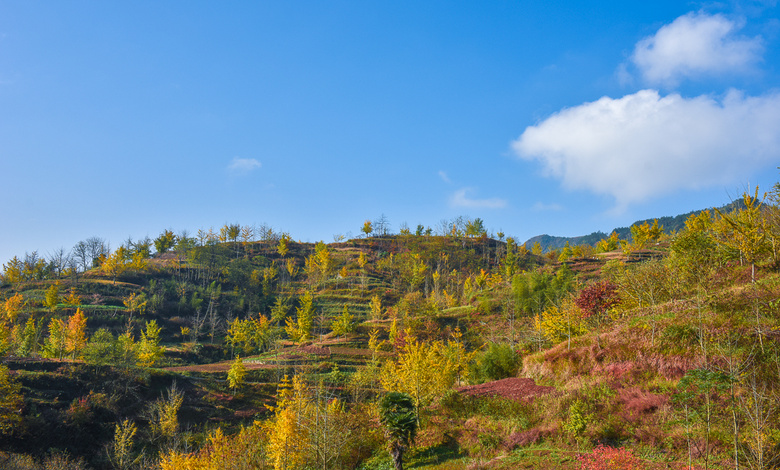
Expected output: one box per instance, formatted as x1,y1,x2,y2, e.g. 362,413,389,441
2,1,780,263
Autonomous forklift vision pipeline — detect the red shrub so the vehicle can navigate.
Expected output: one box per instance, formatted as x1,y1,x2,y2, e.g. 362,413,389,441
575,281,620,319
578,445,645,470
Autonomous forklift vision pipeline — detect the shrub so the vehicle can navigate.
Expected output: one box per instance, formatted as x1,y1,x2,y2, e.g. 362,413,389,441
468,343,520,384
577,445,645,470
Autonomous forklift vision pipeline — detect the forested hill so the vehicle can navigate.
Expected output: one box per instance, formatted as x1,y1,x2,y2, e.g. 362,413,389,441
0,187,777,470
524,199,745,252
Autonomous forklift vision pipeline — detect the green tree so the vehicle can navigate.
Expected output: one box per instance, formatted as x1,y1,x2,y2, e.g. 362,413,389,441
16,316,38,356
331,305,354,337
42,318,68,359
468,342,520,384
154,229,178,254
83,329,120,365
502,238,517,278
465,218,486,238
674,368,730,470
379,392,418,470
285,291,314,343
670,210,718,289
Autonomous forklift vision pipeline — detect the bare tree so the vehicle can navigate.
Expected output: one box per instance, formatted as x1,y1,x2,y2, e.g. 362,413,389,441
73,236,109,271
189,308,206,346
47,247,72,278
72,241,90,272
739,370,778,470
373,214,391,236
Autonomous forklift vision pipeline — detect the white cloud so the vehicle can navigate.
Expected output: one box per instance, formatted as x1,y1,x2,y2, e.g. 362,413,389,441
450,188,507,209
227,157,262,173
438,170,452,183
513,89,780,209
632,12,763,85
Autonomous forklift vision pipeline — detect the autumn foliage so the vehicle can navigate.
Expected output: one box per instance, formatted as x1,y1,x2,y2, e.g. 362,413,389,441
578,445,645,470
574,281,620,319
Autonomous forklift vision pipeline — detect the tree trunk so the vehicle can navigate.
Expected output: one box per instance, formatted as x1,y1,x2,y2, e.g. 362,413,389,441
390,446,404,470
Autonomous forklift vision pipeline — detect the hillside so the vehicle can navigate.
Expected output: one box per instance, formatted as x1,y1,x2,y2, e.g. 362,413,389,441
0,189,778,469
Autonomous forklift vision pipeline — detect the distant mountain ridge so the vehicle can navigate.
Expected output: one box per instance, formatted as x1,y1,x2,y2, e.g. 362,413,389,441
523,200,744,252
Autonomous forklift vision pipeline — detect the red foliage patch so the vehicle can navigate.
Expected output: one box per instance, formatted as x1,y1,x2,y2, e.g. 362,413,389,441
617,387,668,423
456,378,554,402
575,281,620,319
504,425,556,449
593,361,636,381
578,445,645,470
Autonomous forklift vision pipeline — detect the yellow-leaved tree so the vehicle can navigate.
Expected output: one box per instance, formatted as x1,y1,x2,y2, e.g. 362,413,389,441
102,246,129,283
265,375,310,470
228,355,247,395
277,234,291,258
369,294,382,321
3,293,23,324
145,382,183,448
536,300,587,350
715,188,769,283
264,374,355,470
66,308,87,359
627,219,664,252
44,283,60,312
158,425,269,470
285,291,314,344
380,330,471,422
137,320,163,367
226,315,270,356
314,241,333,282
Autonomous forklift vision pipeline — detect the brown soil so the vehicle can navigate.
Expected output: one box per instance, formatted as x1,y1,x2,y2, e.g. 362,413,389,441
456,377,555,402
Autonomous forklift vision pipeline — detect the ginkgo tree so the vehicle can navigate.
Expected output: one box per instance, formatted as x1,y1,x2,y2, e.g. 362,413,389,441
285,291,314,343
715,188,769,283
380,329,472,422
227,355,247,395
